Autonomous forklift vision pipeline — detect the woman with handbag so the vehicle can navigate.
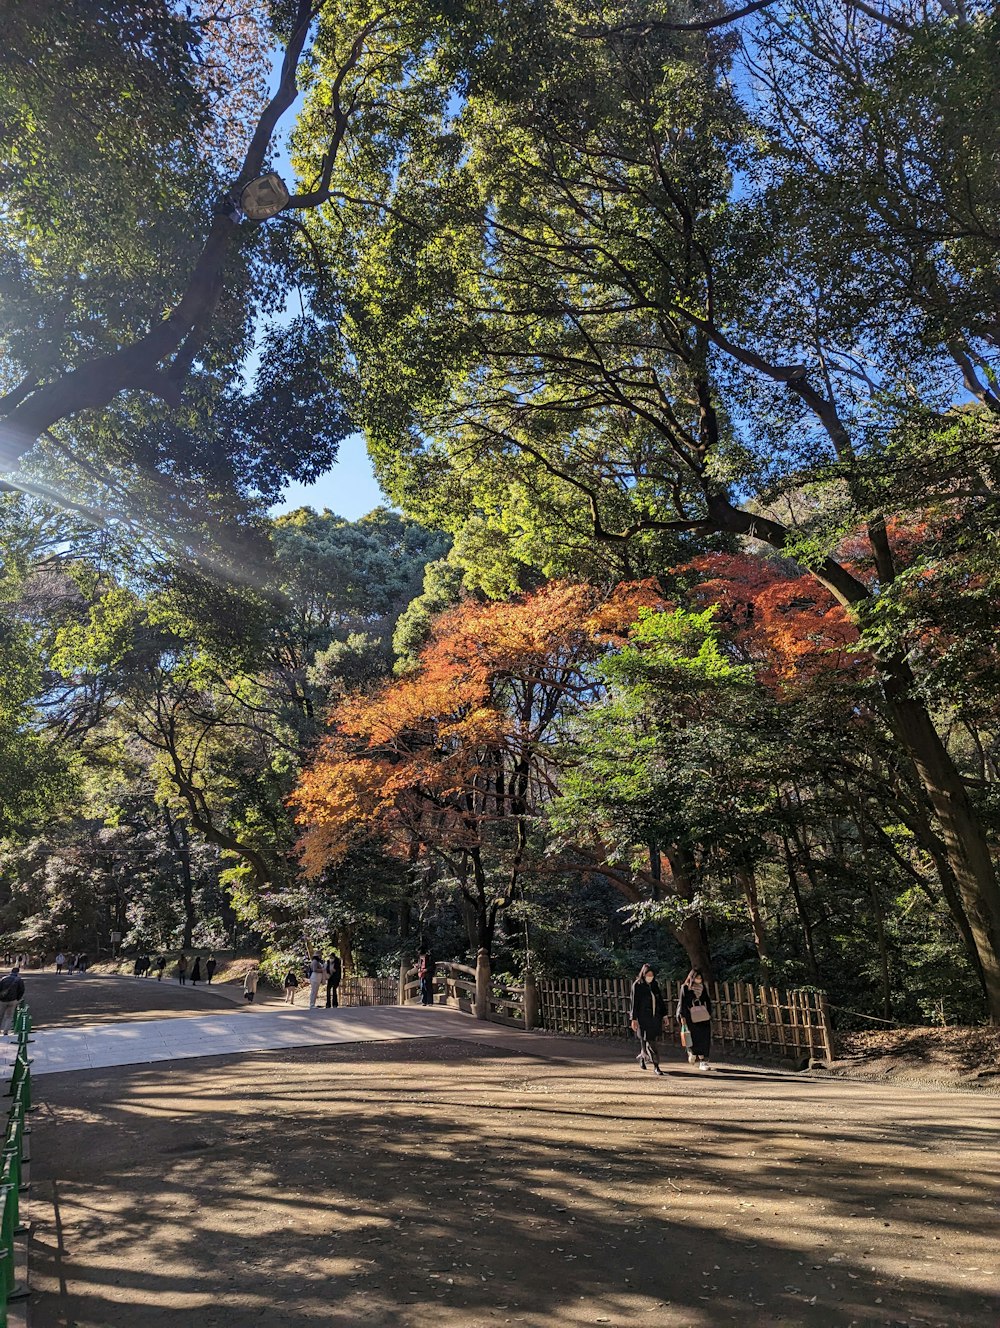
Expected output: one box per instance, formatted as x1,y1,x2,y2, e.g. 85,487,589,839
629,963,667,1074
677,969,712,1070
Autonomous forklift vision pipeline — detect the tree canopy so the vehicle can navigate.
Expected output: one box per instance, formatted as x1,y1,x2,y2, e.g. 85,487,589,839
0,0,997,1024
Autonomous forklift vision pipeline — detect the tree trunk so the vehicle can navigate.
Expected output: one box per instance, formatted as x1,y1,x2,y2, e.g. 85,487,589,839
163,806,196,949
666,849,713,980
854,805,893,1021
337,926,353,977
780,826,821,983
894,786,989,998
737,866,772,982
673,915,713,981
882,671,1000,1021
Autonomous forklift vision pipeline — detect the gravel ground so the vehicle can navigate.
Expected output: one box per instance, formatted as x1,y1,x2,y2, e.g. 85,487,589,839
21,979,1000,1328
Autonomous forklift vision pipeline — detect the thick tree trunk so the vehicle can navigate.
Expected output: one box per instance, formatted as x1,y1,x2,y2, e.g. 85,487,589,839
882,670,1000,1021
894,798,989,997
673,915,713,980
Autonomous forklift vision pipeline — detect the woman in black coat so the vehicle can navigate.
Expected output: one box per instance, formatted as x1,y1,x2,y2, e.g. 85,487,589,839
629,963,667,1074
677,969,712,1070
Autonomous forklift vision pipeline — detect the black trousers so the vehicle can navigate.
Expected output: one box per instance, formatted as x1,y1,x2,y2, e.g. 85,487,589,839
689,1019,712,1059
326,978,339,1008
635,1026,661,1065
420,976,433,1005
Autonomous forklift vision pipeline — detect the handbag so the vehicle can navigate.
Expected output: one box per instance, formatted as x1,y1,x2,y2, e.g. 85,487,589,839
680,1020,693,1049
689,1001,711,1023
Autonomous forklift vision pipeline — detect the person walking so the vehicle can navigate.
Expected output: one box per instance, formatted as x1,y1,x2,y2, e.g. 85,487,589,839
177,954,188,985
206,955,217,984
243,965,259,1003
190,956,202,985
677,969,713,1071
155,954,166,981
325,952,342,1009
55,951,66,974
629,963,667,1074
0,967,25,1037
417,946,435,1006
283,968,299,1004
307,954,324,1009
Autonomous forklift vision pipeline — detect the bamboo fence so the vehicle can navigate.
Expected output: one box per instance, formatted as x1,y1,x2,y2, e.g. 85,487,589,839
339,975,398,1007
535,976,833,1063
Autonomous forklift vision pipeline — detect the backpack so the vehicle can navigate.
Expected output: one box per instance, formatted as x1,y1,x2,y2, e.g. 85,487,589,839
0,976,19,1002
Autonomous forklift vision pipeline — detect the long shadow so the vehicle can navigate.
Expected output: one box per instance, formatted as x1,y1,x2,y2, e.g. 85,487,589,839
26,1036,1000,1328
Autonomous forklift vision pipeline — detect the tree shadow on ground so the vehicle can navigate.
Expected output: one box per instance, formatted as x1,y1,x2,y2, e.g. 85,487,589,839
27,1036,1000,1328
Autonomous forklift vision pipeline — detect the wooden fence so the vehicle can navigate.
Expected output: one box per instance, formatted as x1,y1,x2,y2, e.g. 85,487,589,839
338,975,397,1007
399,961,832,1064
535,977,833,1064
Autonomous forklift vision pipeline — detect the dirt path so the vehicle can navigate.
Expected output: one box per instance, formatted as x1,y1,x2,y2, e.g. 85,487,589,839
25,1023,1000,1328
22,970,282,1028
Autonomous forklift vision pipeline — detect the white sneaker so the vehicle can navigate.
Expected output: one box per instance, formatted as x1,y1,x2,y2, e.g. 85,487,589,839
699,1061,709,1071
687,1052,697,1064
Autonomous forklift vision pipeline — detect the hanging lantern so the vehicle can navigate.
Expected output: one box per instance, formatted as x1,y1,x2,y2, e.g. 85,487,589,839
239,172,290,221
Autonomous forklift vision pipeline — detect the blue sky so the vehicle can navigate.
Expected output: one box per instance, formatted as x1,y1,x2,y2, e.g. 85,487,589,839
270,432,391,520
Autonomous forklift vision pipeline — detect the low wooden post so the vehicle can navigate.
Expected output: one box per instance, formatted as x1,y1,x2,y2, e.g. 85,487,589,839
475,948,491,1021
523,969,539,1030
818,992,835,1062
398,959,409,1006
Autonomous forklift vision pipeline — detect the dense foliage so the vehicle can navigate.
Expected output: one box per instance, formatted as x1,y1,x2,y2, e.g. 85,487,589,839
0,0,997,1026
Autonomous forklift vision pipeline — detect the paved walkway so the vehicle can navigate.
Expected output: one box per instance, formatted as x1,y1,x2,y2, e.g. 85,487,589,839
12,1004,485,1077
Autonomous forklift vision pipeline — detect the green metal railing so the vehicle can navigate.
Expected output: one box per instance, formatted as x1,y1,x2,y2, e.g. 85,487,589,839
0,1002,33,1323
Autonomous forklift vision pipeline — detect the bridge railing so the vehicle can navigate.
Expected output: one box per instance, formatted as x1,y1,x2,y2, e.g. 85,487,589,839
1,1002,33,1323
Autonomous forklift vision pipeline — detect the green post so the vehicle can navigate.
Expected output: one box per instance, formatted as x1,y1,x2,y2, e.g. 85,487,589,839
0,1168,27,1300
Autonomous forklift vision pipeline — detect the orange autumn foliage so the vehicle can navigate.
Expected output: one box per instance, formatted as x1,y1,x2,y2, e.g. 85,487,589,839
680,553,864,683
293,580,663,877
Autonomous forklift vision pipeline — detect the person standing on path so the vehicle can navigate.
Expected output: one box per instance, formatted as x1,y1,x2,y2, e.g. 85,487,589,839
190,956,202,985
177,954,188,985
325,952,342,1009
283,968,299,1004
243,965,259,1003
0,967,25,1036
629,963,667,1074
677,969,713,1070
307,954,324,1009
155,954,166,981
417,946,435,1006
55,951,66,974
206,955,217,984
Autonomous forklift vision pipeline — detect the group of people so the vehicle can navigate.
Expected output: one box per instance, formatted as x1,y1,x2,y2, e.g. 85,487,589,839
174,954,217,985
283,953,342,1008
54,951,88,973
629,965,713,1074
125,953,218,984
